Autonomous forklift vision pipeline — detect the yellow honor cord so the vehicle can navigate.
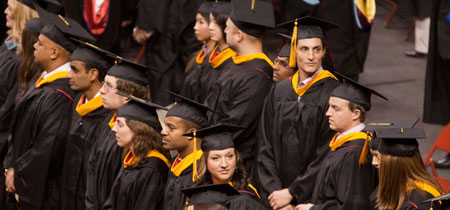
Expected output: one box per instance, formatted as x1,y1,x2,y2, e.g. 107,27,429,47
251,0,255,10
359,131,372,165
58,15,70,26
192,130,197,182
289,19,298,68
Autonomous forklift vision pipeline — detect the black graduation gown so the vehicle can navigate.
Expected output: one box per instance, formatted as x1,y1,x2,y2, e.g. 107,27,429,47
318,0,371,80
229,186,270,210
204,57,274,173
310,139,378,210
101,156,169,210
163,163,195,210
369,186,378,210
0,41,21,107
6,77,75,210
60,93,111,210
144,0,203,106
257,76,339,205
85,114,124,210
397,189,442,210
423,0,450,125
179,50,210,102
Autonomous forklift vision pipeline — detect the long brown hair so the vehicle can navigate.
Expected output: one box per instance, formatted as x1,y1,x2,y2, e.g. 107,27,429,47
7,0,38,54
195,149,250,190
18,27,42,98
124,119,169,166
377,151,442,210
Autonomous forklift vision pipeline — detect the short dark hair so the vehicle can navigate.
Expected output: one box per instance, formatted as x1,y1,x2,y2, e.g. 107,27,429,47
349,102,366,122
83,63,108,82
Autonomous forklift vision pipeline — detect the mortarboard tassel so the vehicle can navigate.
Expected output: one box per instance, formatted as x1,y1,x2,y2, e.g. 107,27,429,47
192,130,198,182
58,15,70,26
251,0,255,10
359,131,372,165
289,19,298,68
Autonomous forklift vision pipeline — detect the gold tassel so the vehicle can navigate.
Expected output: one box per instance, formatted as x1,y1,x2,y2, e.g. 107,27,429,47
289,19,298,68
251,0,255,10
192,130,197,182
359,131,372,165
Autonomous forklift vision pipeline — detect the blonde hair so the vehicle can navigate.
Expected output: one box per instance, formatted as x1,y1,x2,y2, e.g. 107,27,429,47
377,152,442,210
6,0,38,54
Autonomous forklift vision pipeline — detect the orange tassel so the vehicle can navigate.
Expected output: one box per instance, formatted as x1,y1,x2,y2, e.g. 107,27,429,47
289,19,298,68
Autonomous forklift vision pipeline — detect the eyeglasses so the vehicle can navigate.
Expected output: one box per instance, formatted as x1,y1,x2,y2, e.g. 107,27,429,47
274,58,295,69
101,81,116,92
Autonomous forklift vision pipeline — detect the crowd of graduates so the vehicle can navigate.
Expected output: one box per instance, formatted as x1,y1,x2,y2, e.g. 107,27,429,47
0,0,449,210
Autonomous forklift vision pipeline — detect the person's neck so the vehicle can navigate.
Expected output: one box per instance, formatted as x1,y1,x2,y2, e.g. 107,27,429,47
205,39,216,53
217,39,229,52
212,177,231,184
178,139,201,159
44,59,69,73
298,68,319,82
235,41,263,56
83,81,102,101
338,121,363,134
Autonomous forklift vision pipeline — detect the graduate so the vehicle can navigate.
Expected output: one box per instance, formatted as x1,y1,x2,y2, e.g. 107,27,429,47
296,77,387,210
203,0,275,175
60,40,114,210
184,124,269,210
85,58,152,210
179,1,215,102
101,94,170,210
161,91,213,210
272,41,295,83
373,128,443,210
3,5,95,209
258,17,340,209
182,183,240,210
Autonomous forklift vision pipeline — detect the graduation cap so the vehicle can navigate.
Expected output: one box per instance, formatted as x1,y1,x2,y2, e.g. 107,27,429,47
212,0,231,15
106,58,160,86
183,124,245,151
182,183,240,208
116,92,167,132
19,0,62,14
36,5,95,53
25,18,43,37
376,127,426,157
229,0,275,37
70,38,117,73
166,91,214,128
198,1,214,15
330,76,388,111
366,118,419,150
277,16,338,67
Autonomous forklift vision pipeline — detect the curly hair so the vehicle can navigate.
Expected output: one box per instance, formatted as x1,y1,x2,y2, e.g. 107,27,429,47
195,149,250,190
116,78,150,101
123,119,169,167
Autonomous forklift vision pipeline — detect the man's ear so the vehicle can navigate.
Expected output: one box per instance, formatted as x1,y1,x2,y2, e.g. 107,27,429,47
352,109,361,121
88,68,100,82
50,47,59,60
236,30,244,43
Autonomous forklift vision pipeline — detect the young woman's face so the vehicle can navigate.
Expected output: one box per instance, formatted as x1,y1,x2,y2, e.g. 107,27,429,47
112,117,134,149
371,149,381,169
5,0,15,29
207,148,236,184
194,13,210,42
209,13,223,42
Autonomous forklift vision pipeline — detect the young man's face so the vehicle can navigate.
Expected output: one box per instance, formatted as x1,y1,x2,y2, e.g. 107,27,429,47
296,38,325,76
99,75,127,111
33,34,55,65
161,116,192,151
67,60,93,91
326,96,357,133
224,18,239,51
273,56,296,82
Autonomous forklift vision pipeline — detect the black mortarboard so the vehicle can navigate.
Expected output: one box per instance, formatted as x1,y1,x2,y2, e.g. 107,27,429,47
182,183,239,207
19,0,62,14
116,93,167,132
198,1,214,15
366,118,419,150
376,128,426,157
183,124,245,151
229,0,275,37
279,43,290,58
70,39,116,73
107,58,159,86
36,5,95,53
277,16,338,67
212,0,231,15
165,91,214,128
25,18,43,37
330,76,388,111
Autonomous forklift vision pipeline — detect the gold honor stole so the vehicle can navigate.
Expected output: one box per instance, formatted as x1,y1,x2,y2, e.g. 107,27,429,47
195,49,207,64
209,46,236,68
355,0,376,24
228,182,261,198
232,53,274,67
171,150,204,177
291,70,338,97
108,113,117,129
75,95,104,117
408,181,442,204
329,132,368,151
123,150,170,168
35,71,69,88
